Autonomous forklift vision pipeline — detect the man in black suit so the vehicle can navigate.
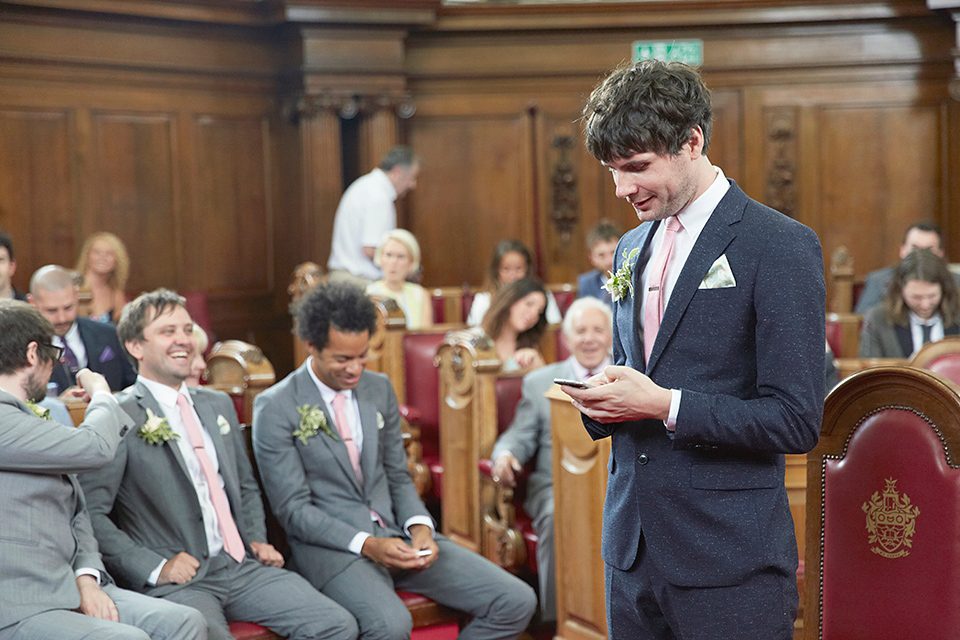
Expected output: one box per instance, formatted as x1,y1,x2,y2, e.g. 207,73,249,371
28,265,137,396
0,232,26,301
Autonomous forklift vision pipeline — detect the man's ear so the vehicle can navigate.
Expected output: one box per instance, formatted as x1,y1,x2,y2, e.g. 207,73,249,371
125,339,144,362
25,340,40,366
26,293,34,306
686,126,705,159
9,260,15,278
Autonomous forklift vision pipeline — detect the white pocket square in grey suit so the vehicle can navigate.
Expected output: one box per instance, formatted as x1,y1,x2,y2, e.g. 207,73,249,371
699,254,737,289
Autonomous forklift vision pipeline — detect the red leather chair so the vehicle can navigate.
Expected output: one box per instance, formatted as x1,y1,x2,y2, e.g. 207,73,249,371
805,366,960,639
824,312,862,359
910,336,960,386
547,283,576,318
403,330,449,502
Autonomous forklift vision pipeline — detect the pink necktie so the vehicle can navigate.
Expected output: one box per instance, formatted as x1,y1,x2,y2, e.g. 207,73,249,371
643,216,683,364
332,392,363,484
176,394,245,563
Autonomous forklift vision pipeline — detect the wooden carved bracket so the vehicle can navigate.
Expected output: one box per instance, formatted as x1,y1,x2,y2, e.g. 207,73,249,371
551,135,580,243
281,91,416,123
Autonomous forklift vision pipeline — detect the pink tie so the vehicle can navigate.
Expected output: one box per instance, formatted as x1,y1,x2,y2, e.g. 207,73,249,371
176,394,245,563
643,216,683,364
332,392,363,484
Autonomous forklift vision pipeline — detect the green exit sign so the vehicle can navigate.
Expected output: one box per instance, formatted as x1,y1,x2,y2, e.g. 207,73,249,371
633,40,704,66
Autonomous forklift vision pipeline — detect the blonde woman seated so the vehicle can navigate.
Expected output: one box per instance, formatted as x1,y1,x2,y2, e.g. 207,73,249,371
481,277,548,372
75,231,130,323
366,229,433,329
859,248,960,358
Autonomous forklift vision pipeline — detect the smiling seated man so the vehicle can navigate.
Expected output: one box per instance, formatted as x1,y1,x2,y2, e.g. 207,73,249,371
252,282,537,640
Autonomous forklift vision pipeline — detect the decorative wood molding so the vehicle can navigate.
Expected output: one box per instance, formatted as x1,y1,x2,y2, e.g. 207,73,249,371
764,106,798,219
550,134,579,244
281,90,415,122
928,0,960,99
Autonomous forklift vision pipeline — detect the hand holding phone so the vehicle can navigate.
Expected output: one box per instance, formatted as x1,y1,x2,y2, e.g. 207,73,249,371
554,378,593,389
416,549,434,557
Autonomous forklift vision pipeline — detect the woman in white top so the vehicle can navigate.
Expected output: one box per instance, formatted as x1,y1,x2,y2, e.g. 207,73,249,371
366,229,433,329
467,239,562,326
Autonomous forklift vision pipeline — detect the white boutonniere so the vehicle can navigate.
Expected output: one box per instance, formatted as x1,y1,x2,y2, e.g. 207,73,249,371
25,399,51,421
217,414,231,436
603,247,641,302
376,411,385,430
294,404,338,445
138,407,179,445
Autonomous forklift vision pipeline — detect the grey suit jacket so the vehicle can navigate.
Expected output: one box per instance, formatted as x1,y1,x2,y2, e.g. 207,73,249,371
0,389,132,629
858,304,960,358
79,382,267,595
582,180,825,588
492,359,573,515
252,364,430,589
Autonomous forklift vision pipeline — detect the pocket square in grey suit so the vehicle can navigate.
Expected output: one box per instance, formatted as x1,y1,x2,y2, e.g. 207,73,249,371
699,254,737,289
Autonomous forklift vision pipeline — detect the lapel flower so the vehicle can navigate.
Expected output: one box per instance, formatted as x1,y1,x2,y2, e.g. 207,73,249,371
217,414,231,436
26,399,51,421
603,247,641,302
376,411,385,430
294,404,338,445
138,407,179,445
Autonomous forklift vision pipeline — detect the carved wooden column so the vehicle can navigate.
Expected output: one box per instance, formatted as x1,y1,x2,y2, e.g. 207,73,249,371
928,1,960,100
299,106,344,262
360,108,399,175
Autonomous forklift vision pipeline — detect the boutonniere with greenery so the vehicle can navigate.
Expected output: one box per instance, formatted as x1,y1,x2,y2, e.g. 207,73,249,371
26,399,51,421
376,411,385,430
138,407,179,445
294,404,338,445
217,414,231,436
603,247,641,302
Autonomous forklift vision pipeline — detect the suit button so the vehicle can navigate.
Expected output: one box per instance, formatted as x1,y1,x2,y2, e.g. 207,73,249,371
637,454,649,465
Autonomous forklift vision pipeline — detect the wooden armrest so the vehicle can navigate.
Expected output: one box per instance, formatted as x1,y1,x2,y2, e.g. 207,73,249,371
480,459,526,571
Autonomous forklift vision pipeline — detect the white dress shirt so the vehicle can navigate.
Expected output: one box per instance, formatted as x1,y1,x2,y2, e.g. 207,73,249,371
327,168,398,280
54,321,88,369
638,167,730,429
909,311,945,356
306,358,434,555
139,376,229,584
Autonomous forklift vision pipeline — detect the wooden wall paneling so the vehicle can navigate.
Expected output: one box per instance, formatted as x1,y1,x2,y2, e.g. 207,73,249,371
299,109,343,267
535,110,582,285
188,113,273,294
0,108,75,283
359,109,399,179
407,110,535,288
707,89,745,186
90,110,178,292
946,100,960,256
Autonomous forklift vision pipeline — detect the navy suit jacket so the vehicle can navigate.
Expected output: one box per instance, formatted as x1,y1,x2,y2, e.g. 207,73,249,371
51,317,137,394
583,180,825,588
577,270,611,304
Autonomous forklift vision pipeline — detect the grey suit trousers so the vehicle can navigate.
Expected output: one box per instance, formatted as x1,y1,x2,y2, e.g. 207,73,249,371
0,584,205,640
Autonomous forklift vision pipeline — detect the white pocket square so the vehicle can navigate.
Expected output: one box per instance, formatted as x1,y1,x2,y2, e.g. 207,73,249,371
699,254,737,289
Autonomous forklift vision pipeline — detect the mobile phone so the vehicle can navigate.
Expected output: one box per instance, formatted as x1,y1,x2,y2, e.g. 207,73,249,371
416,549,434,557
554,378,592,389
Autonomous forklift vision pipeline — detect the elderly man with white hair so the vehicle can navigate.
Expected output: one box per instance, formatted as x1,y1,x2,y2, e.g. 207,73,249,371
491,297,613,622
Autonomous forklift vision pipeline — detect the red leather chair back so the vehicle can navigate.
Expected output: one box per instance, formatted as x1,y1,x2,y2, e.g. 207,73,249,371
551,288,576,318
824,317,842,357
461,292,475,324
554,326,571,362
808,367,960,640
924,354,960,386
431,295,446,324
403,331,447,460
495,374,525,434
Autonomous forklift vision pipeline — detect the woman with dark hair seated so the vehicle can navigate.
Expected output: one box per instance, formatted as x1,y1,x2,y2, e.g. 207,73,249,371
481,276,548,372
859,248,960,358
467,239,563,326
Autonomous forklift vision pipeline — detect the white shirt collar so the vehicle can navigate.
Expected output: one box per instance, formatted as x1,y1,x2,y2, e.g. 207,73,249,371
570,354,612,381
305,356,355,406
138,375,192,411
674,166,729,236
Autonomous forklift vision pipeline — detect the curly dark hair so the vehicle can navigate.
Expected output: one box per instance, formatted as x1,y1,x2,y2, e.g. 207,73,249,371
294,283,378,350
481,277,548,349
884,248,960,326
583,59,713,162
0,299,58,375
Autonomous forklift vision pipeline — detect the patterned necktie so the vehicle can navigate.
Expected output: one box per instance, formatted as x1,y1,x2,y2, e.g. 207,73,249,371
176,394,245,563
643,216,683,363
332,392,363,485
62,341,79,385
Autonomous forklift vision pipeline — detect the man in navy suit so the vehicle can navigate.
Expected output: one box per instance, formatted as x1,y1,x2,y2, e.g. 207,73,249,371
563,60,825,639
29,265,137,396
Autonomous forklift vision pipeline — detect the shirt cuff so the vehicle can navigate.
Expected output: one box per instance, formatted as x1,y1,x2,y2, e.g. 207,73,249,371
148,560,165,587
665,389,682,432
349,531,371,556
404,517,435,538
75,568,101,584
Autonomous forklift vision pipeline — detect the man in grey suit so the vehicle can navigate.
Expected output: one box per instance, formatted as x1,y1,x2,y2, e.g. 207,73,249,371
564,60,825,639
253,283,537,640
80,289,358,640
491,297,613,623
0,299,206,640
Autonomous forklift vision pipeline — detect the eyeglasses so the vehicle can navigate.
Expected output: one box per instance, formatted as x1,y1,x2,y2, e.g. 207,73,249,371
37,340,64,362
